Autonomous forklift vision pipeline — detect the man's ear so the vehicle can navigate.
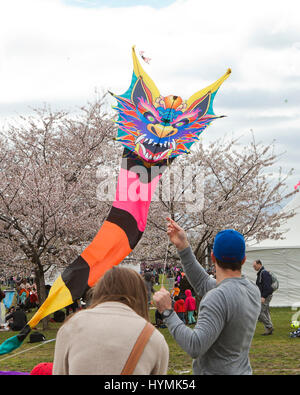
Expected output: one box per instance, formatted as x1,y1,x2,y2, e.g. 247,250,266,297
241,256,246,266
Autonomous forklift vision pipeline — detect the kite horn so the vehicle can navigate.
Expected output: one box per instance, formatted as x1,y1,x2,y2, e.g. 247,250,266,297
186,68,231,110
131,46,160,102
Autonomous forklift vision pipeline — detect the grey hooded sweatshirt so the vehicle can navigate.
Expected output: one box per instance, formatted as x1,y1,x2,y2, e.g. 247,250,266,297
163,246,261,375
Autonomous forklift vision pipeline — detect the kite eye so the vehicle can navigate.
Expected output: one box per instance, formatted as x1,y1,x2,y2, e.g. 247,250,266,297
173,118,189,128
144,111,159,124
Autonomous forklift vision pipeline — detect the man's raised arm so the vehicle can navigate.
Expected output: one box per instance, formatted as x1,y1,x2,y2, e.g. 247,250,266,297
166,218,216,296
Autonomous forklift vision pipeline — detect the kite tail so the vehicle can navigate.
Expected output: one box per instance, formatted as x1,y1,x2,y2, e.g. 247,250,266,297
0,149,169,355
0,275,73,355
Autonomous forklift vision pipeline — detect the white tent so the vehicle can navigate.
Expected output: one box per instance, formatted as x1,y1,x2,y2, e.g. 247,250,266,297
242,191,300,307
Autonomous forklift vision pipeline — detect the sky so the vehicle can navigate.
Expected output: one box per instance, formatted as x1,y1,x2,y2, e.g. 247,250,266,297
1,0,300,202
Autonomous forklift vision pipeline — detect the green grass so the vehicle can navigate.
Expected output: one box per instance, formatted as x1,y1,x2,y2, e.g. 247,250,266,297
1,276,299,375
0,306,299,375
250,308,300,375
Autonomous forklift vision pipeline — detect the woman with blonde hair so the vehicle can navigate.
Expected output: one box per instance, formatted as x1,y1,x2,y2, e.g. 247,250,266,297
53,266,169,375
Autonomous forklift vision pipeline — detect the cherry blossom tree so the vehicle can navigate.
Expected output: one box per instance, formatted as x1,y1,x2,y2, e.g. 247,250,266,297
131,132,296,269
0,97,116,314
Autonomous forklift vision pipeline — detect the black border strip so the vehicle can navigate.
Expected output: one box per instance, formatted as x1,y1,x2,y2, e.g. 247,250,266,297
107,206,143,249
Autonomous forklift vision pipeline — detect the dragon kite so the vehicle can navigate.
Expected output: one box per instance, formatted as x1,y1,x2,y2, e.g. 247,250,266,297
0,46,230,355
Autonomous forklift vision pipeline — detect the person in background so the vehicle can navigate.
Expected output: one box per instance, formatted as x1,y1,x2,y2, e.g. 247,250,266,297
175,270,182,285
53,266,169,375
184,289,197,325
65,300,79,316
174,296,186,323
252,259,274,335
5,306,27,331
29,288,39,309
170,282,180,299
154,308,166,329
18,286,28,309
0,289,5,303
178,273,193,299
155,272,160,286
144,272,155,306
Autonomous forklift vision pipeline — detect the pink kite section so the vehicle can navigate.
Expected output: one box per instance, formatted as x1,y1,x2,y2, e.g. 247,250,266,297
113,168,162,232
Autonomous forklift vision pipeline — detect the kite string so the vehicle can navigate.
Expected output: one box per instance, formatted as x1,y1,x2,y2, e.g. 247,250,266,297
0,338,56,362
160,233,170,289
161,97,178,288
135,52,175,291
159,97,177,289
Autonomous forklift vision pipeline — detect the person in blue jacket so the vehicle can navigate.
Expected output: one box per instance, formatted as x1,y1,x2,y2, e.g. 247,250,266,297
253,259,273,335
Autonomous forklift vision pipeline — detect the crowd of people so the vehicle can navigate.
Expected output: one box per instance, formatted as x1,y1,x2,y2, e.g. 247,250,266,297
0,274,88,333
16,283,39,312
0,267,35,289
140,259,199,329
0,278,39,332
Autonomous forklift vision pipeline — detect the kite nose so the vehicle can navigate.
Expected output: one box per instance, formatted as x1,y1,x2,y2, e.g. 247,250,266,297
147,124,178,139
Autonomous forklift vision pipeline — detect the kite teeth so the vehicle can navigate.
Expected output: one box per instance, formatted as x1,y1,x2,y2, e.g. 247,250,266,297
136,134,146,144
171,139,177,151
140,144,146,155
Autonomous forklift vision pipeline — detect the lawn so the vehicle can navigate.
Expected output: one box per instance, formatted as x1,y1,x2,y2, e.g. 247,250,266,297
0,306,299,375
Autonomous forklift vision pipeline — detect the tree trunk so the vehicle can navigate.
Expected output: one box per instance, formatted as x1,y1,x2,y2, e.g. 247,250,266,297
34,262,49,330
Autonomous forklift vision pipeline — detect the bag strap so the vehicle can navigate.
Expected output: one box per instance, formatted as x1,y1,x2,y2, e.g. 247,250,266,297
121,322,155,375
259,268,266,283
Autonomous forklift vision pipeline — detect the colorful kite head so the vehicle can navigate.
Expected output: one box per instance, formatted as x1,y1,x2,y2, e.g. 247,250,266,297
111,46,231,163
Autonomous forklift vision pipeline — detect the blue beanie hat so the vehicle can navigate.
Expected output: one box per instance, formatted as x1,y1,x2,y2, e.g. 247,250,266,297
213,229,245,263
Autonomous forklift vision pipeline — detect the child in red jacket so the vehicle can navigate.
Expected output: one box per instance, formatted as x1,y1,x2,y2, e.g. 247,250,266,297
184,289,196,324
174,295,186,323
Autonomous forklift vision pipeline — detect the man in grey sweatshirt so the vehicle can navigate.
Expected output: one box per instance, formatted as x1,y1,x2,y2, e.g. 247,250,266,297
153,218,261,375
